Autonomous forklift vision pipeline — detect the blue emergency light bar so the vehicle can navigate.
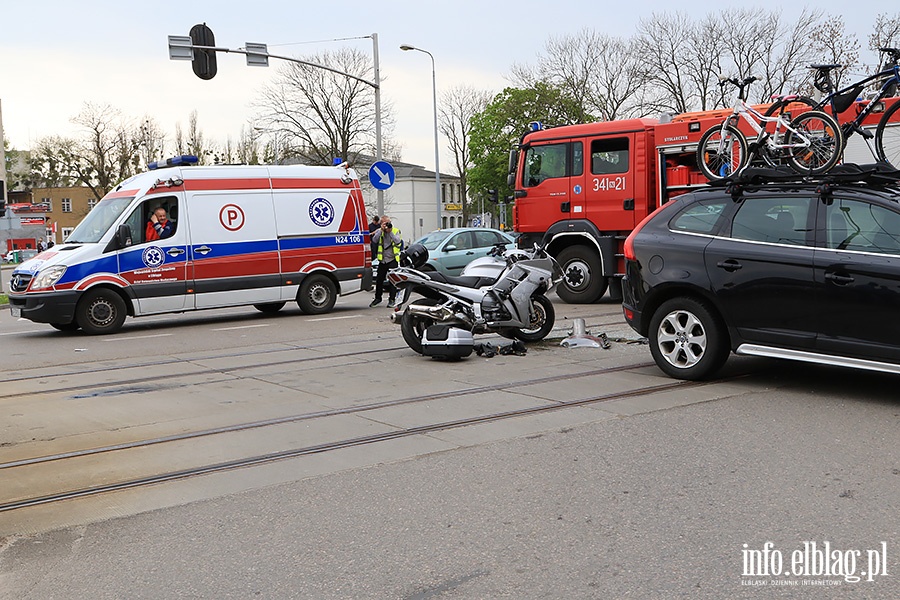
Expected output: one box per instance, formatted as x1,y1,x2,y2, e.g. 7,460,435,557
148,155,200,170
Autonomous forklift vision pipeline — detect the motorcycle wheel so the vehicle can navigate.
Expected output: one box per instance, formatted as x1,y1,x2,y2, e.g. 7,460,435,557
400,298,440,355
511,294,555,342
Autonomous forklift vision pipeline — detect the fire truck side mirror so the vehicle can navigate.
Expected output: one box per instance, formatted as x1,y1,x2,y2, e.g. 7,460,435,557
190,23,218,80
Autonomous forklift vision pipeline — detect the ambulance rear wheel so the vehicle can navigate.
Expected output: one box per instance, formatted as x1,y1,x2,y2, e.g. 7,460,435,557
253,302,286,314
76,288,127,335
298,274,336,314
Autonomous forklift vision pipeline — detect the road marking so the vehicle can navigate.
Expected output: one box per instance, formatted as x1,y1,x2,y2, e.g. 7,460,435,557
0,329,47,336
211,324,272,331
308,315,362,322
103,333,174,342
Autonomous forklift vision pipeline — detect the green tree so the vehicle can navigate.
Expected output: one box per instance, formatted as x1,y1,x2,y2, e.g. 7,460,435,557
468,83,590,204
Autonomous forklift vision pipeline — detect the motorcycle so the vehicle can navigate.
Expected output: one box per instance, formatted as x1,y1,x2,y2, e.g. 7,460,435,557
387,242,562,355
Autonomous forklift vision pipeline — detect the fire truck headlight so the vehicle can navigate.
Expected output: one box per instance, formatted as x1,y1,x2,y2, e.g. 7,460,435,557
31,265,67,290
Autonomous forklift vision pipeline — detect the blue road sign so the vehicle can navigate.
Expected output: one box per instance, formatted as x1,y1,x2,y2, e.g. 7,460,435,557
368,161,395,190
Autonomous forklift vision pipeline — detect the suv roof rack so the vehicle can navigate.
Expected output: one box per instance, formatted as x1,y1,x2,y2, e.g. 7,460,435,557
708,162,900,189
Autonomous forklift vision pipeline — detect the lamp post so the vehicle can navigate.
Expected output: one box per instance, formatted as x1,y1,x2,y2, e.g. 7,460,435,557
400,44,441,231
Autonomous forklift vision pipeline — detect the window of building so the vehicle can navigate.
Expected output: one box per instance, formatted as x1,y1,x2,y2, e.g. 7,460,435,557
62,198,72,213
62,227,74,241
41,197,53,212
88,199,97,211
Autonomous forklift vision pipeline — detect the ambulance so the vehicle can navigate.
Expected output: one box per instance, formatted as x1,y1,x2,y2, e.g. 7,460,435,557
7,156,373,334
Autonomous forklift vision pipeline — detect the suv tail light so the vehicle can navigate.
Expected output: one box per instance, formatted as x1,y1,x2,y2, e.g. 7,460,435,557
624,210,659,261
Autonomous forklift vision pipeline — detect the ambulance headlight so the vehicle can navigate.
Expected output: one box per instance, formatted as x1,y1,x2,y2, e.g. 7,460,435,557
31,265,67,290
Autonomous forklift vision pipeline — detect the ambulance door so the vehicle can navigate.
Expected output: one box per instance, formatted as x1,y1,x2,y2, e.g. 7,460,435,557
186,182,281,309
117,195,191,314
581,135,636,231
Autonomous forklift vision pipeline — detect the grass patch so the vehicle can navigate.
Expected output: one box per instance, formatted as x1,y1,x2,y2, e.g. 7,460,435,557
0,293,7,306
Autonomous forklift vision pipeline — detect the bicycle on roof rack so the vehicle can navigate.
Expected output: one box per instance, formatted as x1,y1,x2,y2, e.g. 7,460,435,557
696,76,844,182
764,47,900,169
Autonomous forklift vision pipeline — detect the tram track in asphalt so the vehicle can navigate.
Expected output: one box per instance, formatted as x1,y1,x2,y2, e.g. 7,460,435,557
0,315,636,402
0,367,717,514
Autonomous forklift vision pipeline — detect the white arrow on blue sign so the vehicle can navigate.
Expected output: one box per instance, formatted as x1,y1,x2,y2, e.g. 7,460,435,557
368,161,395,190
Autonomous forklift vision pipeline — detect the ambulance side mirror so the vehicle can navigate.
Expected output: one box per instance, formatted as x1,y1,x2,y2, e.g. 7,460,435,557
115,224,133,249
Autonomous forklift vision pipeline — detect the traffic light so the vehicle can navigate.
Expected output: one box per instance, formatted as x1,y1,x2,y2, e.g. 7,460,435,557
0,180,5,218
488,189,499,203
190,23,217,80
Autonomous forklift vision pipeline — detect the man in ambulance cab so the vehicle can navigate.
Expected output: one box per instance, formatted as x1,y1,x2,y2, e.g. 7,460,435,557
146,207,174,241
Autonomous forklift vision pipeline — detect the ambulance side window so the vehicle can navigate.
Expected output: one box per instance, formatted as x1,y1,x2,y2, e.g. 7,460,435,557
123,197,179,244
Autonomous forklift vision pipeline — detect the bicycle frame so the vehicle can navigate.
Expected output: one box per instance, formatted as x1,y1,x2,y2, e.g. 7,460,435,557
822,65,900,130
724,96,815,153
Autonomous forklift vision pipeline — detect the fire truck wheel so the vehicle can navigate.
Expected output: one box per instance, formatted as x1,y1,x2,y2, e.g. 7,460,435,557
76,288,127,335
297,274,337,314
556,247,608,304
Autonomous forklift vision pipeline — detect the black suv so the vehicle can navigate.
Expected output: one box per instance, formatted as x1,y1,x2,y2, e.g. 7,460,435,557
622,165,900,380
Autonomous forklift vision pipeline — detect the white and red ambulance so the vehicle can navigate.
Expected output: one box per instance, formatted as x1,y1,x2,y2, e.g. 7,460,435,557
8,156,373,334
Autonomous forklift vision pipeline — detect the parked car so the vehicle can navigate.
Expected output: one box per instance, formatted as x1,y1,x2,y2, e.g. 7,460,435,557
2,249,38,264
622,166,900,380
414,227,516,275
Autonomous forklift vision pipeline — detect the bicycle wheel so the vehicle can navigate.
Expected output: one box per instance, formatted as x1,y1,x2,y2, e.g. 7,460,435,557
763,96,817,118
696,124,749,181
875,99,900,169
785,110,844,174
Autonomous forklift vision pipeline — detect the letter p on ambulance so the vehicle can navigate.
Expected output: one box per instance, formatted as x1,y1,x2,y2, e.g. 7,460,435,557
219,203,245,231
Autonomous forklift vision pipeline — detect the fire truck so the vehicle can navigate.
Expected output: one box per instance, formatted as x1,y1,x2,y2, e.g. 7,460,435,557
509,97,900,303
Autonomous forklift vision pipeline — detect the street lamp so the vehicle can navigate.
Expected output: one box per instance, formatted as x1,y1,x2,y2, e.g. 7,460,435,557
400,44,441,231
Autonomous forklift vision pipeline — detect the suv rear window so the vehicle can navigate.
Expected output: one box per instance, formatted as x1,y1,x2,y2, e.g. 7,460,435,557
825,198,900,254
729,196,812,246
669,199,728,234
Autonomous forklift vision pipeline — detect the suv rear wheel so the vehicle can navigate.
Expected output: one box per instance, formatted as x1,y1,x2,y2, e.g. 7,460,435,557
648,297,728,380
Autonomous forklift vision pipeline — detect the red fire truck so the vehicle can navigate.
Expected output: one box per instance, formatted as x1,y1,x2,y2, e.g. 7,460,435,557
509,97,900,303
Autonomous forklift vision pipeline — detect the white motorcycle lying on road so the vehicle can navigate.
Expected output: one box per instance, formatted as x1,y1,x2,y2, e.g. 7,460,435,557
387,242,562,357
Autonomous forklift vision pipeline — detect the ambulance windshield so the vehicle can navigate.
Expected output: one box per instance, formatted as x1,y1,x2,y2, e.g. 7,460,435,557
66,196,135,243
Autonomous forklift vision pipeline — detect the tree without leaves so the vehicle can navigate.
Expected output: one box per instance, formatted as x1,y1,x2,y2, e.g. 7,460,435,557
869,13,900,72
438,85,493,223
30,103,142,201
254,48,394,167
808,15,861,91
511,29,645,121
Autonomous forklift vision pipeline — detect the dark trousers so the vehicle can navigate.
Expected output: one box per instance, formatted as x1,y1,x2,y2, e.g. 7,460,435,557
374,260,398,301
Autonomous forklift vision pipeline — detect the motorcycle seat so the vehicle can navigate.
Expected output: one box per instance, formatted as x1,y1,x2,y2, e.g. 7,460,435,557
426,271,495,288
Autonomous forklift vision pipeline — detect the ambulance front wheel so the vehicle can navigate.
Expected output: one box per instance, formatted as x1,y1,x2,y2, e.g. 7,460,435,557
76,288,127,335
298,274,337,314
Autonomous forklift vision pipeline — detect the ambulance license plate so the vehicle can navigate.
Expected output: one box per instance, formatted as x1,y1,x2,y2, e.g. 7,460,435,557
10,306,21,318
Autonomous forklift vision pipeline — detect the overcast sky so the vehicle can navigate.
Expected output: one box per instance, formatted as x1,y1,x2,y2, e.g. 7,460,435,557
0,1,893,173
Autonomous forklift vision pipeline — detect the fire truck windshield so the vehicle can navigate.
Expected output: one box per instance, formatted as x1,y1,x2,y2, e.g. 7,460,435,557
65,196,134,243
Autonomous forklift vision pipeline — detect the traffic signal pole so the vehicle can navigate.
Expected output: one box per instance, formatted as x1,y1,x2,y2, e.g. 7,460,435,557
168,27,385,215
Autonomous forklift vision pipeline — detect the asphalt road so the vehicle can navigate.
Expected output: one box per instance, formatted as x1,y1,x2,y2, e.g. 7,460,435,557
0,290,898,599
